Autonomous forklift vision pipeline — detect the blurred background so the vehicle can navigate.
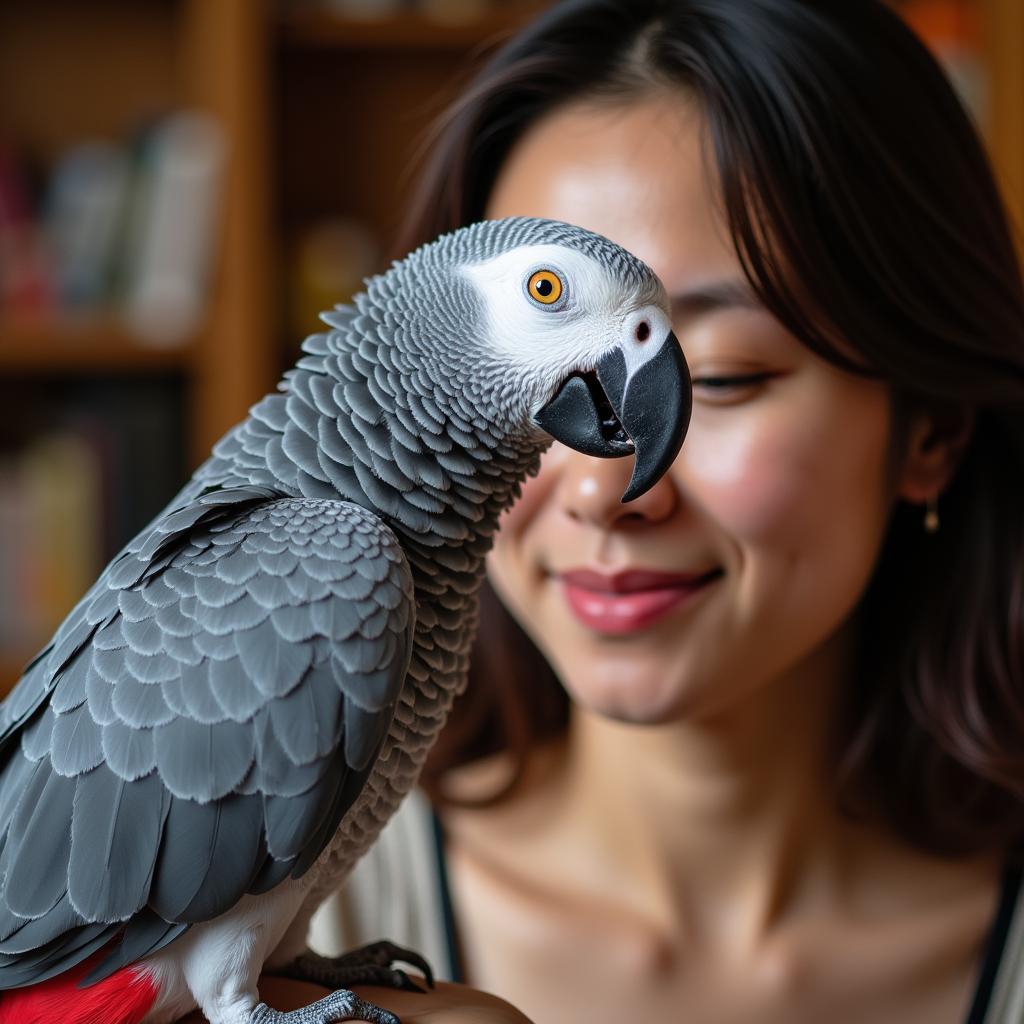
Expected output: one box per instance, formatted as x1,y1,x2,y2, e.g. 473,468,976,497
0,0,1019,686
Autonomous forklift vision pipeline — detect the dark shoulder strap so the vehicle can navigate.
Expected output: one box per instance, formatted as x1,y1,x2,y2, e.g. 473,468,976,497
965,864,1024,1024
431,809,467,984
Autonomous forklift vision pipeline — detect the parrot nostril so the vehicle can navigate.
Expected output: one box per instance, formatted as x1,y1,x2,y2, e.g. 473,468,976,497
635,321,650,343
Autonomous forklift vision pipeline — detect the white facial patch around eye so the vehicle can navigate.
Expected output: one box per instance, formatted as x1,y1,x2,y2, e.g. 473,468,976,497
459,244,625,378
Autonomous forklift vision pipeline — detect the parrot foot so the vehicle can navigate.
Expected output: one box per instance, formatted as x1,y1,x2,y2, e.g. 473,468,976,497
249,989,400,1024
275,942,435,995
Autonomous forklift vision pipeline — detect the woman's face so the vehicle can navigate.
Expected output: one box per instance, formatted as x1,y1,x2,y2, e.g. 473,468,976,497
484,92,900,724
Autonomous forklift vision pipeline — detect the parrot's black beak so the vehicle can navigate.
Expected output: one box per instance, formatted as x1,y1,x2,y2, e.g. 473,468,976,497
534,331,691,502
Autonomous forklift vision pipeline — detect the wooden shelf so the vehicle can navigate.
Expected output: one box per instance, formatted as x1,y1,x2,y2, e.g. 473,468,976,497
280,3,548,51
0,314,196,374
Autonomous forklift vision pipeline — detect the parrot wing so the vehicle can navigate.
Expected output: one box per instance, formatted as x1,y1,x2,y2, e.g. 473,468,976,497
0,488,415,988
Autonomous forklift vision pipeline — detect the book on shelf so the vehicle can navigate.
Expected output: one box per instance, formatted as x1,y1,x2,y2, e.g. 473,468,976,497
0,432,102,670
0,109,227,347
0,144,52,317
45,142,132,310
121,111,227,347
0,379,185,689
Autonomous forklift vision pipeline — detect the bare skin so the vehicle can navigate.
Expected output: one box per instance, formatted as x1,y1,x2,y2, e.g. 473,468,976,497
433,91,1000,1024
181,978,531,1023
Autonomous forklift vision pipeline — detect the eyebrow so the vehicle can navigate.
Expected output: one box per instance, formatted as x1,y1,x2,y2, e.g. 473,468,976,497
669,279,763,318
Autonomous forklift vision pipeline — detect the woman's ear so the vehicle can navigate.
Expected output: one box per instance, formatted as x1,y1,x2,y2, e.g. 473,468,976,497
896,404,975,502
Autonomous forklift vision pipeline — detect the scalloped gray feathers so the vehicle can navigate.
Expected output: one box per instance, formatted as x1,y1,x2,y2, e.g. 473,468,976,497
0,216,666,996
0,489,414,987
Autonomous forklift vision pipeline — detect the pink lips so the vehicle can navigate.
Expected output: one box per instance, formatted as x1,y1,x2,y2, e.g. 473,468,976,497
558,567,721,634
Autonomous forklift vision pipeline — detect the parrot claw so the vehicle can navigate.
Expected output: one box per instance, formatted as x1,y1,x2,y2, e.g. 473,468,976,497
335,940,435,989
249,989,400,1024
272,942,435,994
389,968,429,994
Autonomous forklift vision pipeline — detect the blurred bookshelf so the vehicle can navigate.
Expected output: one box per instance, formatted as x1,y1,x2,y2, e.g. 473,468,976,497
0,0,269,684
0,0,1020,689
0,314,197,373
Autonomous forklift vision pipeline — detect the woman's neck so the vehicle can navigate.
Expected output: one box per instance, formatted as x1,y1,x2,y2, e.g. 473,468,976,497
559,622,857,949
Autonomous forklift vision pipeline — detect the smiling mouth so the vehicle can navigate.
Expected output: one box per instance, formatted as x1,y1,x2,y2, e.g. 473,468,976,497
558,568,723,634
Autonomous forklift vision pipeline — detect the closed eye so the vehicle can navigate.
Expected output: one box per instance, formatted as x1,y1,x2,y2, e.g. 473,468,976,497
692,372,775,392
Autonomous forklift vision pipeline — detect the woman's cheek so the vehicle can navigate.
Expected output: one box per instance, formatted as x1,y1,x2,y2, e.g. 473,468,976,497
679,419,821,541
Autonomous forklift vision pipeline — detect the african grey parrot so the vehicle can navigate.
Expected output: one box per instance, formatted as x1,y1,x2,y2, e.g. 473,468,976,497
0,217,690,1024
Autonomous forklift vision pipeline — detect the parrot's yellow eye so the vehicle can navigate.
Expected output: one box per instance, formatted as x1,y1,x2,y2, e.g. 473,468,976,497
527,270,564,305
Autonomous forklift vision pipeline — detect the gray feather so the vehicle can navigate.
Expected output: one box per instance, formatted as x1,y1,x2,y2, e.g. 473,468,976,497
159,675,190,718
262,754,347,861
149,793,263,922
117,589,152,623
200,594,269,636
139,574,178,609
178,660,230,725
125,649,179,685
49,704,104,778
83,909,187,984
101,721,157,781
265,435,300,489
20,705,55,763
67,765,167,922
283,570,331,603
267,669,343,766
252,710,330,797
254,548,300,577
193,574,246,609
246,572,300,610
154,716,254,801
0,921,115,987
111,678,175,730
92,618,126,652
4,761,73,918
155,599,195,637
0,892,83,954
162,631,203,666
268,598,319,638
248,845,296,895
214,547,260,585
334,633,388,676
49,656,90,715
283,421,329,484
309,595,362,642
343,698,395,772
193,628,237,661
208,657,266,723
235,618,313,699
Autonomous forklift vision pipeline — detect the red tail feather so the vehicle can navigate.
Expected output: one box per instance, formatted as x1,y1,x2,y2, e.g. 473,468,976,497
0,952,159,1024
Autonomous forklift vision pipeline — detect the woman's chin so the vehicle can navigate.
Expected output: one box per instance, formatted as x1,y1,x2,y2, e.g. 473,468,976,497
557,661,696,725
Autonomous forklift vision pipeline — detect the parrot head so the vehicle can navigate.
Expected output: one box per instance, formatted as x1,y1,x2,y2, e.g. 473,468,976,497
361,217,692,502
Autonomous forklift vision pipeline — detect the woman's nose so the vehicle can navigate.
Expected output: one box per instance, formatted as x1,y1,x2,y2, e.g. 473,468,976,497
556,445,678,529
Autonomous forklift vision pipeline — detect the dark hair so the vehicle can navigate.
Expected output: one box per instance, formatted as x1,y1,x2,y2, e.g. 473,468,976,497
410,0,1024,856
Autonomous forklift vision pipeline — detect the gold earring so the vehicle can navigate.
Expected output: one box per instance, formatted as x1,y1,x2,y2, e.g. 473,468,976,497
924,496,940,534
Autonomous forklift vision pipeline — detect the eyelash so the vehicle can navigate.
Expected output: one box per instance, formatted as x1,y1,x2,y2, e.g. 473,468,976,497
691,372,774,391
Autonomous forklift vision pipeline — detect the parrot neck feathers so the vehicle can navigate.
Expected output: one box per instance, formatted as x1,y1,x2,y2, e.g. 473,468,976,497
209,321,543,565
